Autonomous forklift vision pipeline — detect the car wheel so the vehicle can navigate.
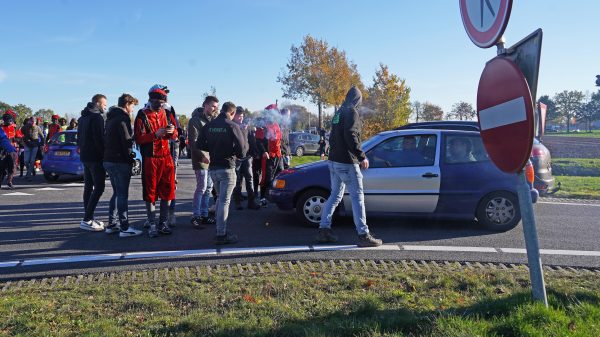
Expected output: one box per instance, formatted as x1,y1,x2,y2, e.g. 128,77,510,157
296,188,330,227
476,191,521,232
131,160,142,176
295,146,304,157
43,172,59,182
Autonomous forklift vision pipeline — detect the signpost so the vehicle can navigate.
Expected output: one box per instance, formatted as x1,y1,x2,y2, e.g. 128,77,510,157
461,0,548,306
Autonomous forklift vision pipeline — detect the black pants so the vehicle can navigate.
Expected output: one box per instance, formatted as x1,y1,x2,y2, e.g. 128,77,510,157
82,161,106,221
233,158,256,205
260,156,283,199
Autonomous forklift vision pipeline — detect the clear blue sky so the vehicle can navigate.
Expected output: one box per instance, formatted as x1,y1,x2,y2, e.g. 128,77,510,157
1,0,598,119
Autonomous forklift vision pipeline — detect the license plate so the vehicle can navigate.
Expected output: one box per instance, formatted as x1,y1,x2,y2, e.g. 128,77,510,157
55,150,71,156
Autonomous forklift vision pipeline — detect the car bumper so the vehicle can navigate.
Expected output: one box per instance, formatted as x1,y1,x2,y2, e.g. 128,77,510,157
42,162,84,176
268,189,295,210
534,176,555,194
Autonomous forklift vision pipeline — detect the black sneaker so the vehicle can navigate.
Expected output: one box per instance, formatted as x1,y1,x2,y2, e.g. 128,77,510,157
104,223,120,234
201,216,216,225
357,233,383,247
215,233,238,245
191,216,205,229
247,202,261,210
157,221,172,235
316,228,338,243
235,202,243,210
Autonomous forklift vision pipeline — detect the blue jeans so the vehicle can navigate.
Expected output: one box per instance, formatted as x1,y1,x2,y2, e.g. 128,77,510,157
24,146,38,176
104,162,131,230
210,168,236,236
82,161,106,222
193,169,213,217
319,161,369,235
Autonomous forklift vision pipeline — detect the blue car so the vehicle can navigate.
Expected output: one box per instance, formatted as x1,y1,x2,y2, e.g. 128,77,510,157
269,129,539,232
42,130,142,182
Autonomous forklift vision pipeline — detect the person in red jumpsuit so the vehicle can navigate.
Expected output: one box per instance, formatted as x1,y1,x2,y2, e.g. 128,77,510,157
47,115,62,142
1,110,21,189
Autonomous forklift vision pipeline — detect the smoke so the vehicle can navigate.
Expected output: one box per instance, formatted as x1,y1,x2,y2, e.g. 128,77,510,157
247,107,292,141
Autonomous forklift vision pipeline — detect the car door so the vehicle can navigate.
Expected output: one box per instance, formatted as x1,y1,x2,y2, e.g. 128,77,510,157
342,133,441,214
307,134,320,153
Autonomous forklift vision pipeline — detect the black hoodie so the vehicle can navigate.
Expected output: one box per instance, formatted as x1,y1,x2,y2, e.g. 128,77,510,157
104,106,134,164
328,86,366,164
197,113,248,169
77,102,105,162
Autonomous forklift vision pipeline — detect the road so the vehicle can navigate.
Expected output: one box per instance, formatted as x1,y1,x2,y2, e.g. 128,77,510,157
1,158,599,280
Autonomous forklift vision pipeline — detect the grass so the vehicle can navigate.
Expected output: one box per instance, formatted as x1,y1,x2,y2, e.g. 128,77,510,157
1,266,599,337
552,158,600,170
548,130,600,138
552,175,600,199
291,155,323,167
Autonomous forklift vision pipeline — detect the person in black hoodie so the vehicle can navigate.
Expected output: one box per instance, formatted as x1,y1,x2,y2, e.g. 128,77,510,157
317,86,382,247
103,94,144,238
77,94,107,232
197,102,248,244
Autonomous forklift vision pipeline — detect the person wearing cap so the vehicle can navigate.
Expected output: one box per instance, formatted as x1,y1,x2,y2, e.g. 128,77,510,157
77,94,108,231
66,118,78,130
134,86,178,238
197,102,248,244
59,117,68,131
232,106,260,210
47,115,62,142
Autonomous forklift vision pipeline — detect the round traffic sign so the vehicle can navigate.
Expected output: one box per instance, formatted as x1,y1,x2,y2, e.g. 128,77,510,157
460,0,513,48
477,57,534,173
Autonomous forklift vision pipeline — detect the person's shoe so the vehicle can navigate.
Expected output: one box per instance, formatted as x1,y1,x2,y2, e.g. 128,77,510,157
157,221,172,235
191,216,206,229
234,201,243,210
168,212,177,227
119,227,143,238
92,219,105,229
208,205,216,215
7,183,14,190
316,228,338,243
357,233,383,247
80,220,104,232
148,223,159,238
104,223,120,234
247,202,261,210
200,216,216,225
215,233,238,245
260,198,268,207
143,218,152,228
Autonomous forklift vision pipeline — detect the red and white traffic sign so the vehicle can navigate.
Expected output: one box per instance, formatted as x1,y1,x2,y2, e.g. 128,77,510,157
460,0,513,48
477,57,534,173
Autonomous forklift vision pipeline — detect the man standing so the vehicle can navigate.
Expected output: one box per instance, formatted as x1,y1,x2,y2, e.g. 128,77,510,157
188,96,219,229
197,102,247,244
259,104,284,206
77,94,107,231
317,86,382,247
134,86,178,238
103,94,143,237
232,106,260,210
21,117,44,179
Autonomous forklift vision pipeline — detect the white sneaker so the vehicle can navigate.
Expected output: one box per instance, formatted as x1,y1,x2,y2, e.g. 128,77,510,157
80,220,104,232
168,213,177,227
93,219,105,229
119,227,143,238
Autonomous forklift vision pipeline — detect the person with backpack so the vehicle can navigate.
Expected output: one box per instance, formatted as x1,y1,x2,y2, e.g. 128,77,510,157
20,117,44,180
134,86,178,238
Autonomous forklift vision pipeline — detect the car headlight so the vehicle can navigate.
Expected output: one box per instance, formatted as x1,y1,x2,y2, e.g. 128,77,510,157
273,179,286,189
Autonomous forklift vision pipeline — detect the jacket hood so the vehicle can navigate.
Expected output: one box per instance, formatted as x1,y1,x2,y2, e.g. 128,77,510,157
81,102,102,117
192,107,203,119
107,106,128,120
341,86,362,109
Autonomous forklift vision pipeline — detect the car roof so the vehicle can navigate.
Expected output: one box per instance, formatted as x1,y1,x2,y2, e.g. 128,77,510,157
377,128,480,137
395,121,480,131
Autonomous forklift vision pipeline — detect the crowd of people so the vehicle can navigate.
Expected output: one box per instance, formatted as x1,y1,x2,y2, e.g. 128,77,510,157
1,84,382,246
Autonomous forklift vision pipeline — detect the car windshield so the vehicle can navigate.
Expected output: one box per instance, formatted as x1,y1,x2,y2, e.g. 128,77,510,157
361,134,385,151
50,132,77,146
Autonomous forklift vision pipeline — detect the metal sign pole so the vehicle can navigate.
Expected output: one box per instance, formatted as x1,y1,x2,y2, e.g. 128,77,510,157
516,171,548,306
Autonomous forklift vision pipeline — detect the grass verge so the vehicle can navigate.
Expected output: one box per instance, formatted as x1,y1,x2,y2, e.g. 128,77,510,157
552,175,600,199
1,265,599,337
292,155,323,167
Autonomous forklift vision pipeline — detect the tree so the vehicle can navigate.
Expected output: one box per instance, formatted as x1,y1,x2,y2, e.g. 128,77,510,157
34,109,55,122
553,90,585,132
281,103,314,131
202,86,217,99
11,104,33,126
278,35,364,130
577,90,600,132
447,101,476,121
0,101,12,114
411,101,422,123
421,102,444,121
178,114,189,128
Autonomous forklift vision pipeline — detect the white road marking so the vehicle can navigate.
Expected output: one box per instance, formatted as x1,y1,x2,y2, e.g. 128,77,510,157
220,246,310,255
21,253,123,266
2,192,34,196
499,248,527,254
501,248,600,257
403,245,497,253
313,245,358,251
0,261,20,268
479,96,527,130
538,201,600,207
124,249,216,259
61,183,84,187
35,187,65,191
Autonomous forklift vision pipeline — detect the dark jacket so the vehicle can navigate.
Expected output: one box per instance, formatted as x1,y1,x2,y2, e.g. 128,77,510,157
197,113,248,170
77,102,105,162
328,86,366,164
188,107,212,170
20,124,44,148
103,106,134,164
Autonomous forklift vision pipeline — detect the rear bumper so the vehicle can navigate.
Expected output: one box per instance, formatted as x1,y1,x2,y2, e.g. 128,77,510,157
534,175,555,194
268,189,295,210
42,161,84,176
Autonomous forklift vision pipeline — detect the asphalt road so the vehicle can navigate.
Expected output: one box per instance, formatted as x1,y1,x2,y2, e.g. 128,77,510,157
1,158,599,280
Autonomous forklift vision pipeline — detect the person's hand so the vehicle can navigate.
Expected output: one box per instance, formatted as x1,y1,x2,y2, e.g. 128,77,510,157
165,125,175,134
360,158,369,170
201,157,210,164
262,152,270,160
155,128,167,138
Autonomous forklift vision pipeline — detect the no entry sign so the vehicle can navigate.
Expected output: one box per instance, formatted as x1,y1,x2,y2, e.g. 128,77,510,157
460,0,513,48
477,57,534,173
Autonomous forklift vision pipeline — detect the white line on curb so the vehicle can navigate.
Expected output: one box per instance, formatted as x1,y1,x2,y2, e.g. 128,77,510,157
538,201,600,207
403,245,497,253
124,250,216,259
21,253,123,266
220,246,309,255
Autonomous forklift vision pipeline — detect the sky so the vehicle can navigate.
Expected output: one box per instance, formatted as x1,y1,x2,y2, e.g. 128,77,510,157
1,0,598,119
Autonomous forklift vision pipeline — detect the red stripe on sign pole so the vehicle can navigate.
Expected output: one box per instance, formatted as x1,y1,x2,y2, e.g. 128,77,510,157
477,57,534,173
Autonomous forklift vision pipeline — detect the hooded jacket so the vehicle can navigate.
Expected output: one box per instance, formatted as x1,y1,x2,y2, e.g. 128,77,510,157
197,113,248,170
187,107,212,170
328,86,366,164
77,102,105,162
103,106,134,164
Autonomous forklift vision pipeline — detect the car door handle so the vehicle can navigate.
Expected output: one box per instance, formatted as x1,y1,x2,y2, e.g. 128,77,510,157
422,173,439,178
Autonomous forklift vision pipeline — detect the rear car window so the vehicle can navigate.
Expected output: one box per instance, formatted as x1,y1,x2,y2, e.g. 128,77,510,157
444,135,489,164
50,132,77,146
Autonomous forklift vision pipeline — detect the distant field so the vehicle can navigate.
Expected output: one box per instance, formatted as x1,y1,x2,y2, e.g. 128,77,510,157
547,130,600,138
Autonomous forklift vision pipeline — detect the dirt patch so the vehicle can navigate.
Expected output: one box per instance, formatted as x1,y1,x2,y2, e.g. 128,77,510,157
542,136,600,159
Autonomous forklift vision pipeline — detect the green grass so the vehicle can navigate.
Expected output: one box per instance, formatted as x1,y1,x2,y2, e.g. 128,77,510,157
553,175,600,199
291,155,323,167
548,130,600,138
1,266,599,337
553,158,600,170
